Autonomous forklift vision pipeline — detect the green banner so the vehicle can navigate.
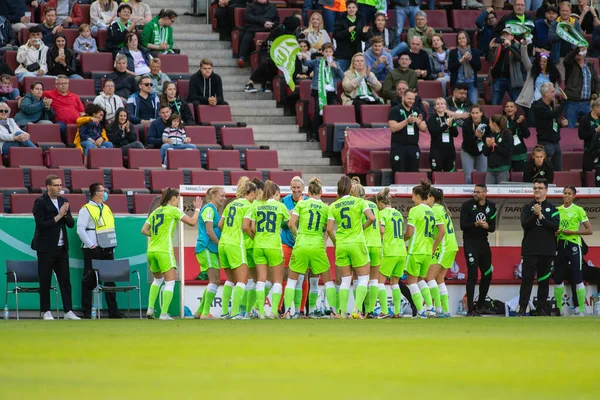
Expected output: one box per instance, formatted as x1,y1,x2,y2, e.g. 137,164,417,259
0,216,160,313
270,34,301,91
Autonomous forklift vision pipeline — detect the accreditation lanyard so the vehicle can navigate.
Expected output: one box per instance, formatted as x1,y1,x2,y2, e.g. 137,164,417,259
439,114,450,143
401,108,414,136
92,201,105,227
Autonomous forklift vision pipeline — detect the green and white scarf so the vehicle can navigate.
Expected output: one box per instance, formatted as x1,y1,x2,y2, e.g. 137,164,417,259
318,58,334,115
556,21,588,48
355,72,370,97
151,19,173,53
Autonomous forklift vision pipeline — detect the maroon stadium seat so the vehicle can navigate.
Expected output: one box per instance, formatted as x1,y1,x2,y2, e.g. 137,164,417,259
245,149,279,170
8,147,43,167
562,152,581,171
9,193,39,213
197,105,236,126
268,170,302,186
230,170,263,183
471,171,487,185
220,127,257,148
66,124,78,146
186,126,219,146
79,4,91,24
318,105,360,153
81,52,114,77
440,33,457,48
206,149,241,171
451,10,480,31
0,169,27,194
128,149,163,170
510,171,523,182
157,54,190,77
190,170,225,185
44,148,84,168
30,168,66,193
366,150,392,186
64,193,88,213
133,193,159,214
4,50,17,71
26,124,65,150
96,28,108,50
106,194,130,214
553,171,582,187
394,172,428,185
480,105,503,117
418,80,443,100
295,79,313,128
432,171,466,184
68,79,96,99
149,170,184,193
24,76,56,92
6,100,18,118
70,169,105,193
111,169,149,194
87,148,124,169
585,171,596,187
166,149,203,171
360,104,390,127
176,79,189,103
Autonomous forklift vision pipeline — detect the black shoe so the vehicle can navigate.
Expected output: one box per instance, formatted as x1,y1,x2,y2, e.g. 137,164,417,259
264,81,273,92
109,311,127,319
466,310,482,317
365,312,375,319
516,309,527,317
475,305,493,315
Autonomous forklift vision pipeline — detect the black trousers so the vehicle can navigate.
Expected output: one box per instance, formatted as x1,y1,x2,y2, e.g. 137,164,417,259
238,29,261,60
511,158,526,172
37,247,72,313
555,240,583,285
519,254,553,312
595,166,600,187
582,150,594,174
351,97,381,124
250,59,278,84
390,144,420,173
81,247,119,316
214,6,234,39
430,146,456,172
463,240,493,311
311,89,338,138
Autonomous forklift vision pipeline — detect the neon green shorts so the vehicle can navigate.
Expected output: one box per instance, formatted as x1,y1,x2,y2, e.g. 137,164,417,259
147,251,177,274
430,249,458,270
335,242,369,268
246,248,255,268
405,254,431,278
218,243,247,270
289,245,330,275
379,256,406,278
253,247,284,267
196,249,219,272
368,246,382,267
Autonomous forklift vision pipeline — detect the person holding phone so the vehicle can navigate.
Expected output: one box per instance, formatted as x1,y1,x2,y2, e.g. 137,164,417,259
15,25,49,83
46,34,83,79
388,88,427,173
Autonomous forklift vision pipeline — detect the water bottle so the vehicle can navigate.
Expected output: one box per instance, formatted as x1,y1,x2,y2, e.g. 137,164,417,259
91,287,98,319
595,293,600,317
457,299,465,316
3,304,9,320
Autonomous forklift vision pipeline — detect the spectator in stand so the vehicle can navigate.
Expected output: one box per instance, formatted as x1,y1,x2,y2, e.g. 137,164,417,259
408,36,431,81
46,34,83,80
107,54,137,100
107,3,136,56
407,11,434,55
93,79,124,124
333,0,369,72
503,101,530,172
525,0,544,11
382,52,417,102
534,6,558,52
342,52,382,123
461,105,489,184
15,25,50,83
147,58,171,96
536,0,560,20
44,75,85,142
0,101,36,154
41,7,63,47
532,82,568,170
74,103,113,157
494,0,535,38
479,0,501,10
107,107,145,155
578,96,600,174
427,97,458,172
364,36,392,81
516,47,562,126
0,59,13,76
483,114,513,184
119,33,152,77
141,9,178,55
236,0,279,68
475,8,497,56
43,0,83,28
449,31,481,105
563,46,600,127
214,0,251,41
14,81,56,128
160,113,195,166
146,104,171,149
73,24,98,56
297,40,313,72
523,144,555,183
575,0,600,34
322,0,346,34
395,0,420,38
488,28,525,106
90,0,118,34
309,43,344,142
301,12,331,53
368,12,407,57
0,14,18,57
126,75,160,127
1,1,34,34
549,1,584,64
161,81,195,126
188,58,228,108
429,34,450,96
0,74,19,101
387,88,427,173
128,0,152,27
445,82,472,128
390,80,428,120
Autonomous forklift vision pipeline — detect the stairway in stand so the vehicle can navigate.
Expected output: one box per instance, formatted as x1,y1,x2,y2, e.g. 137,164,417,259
145,0,344,186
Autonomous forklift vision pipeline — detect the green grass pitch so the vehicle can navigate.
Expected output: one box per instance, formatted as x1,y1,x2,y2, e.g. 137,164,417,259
1,318,598,400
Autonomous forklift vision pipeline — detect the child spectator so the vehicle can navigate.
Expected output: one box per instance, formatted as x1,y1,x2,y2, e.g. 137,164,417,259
0,74,19,101
74,103,114,157
160,112,196,166
73,24,98,56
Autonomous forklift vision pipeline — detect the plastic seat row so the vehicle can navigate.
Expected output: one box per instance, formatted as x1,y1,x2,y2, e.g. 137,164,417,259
5,192,155,214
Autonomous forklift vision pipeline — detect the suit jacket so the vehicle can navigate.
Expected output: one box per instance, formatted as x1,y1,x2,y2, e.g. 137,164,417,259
31,193,75,252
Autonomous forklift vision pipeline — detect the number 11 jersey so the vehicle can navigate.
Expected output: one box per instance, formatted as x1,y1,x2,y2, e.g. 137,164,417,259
293,198,329,248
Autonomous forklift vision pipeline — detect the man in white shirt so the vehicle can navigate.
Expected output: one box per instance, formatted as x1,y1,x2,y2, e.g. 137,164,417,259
93,79,124,124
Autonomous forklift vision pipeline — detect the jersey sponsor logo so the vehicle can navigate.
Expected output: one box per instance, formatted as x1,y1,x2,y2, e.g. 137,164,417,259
475,212,486,222
573,246,578,254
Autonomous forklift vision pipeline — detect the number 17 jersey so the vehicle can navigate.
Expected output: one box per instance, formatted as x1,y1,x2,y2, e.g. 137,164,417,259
293,198,329,248
407,203,435,255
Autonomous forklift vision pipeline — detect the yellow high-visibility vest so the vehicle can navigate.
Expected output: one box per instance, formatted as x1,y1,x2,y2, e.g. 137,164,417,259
83,203,117,248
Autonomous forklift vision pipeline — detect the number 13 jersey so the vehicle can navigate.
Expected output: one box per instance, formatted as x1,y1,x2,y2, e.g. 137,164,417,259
407,203,435,255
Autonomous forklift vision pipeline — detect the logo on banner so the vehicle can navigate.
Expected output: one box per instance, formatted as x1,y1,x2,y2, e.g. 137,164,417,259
270,35,301,91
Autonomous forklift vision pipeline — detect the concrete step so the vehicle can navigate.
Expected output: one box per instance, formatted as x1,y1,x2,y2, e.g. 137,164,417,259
174,24,214,33
151,7,193,16
146,0,193,6
186,49,236,58
228,99,277,108
303,173,343,186
172,15,209,25
223,83,253,91
223,91,273,100
231,107,284,117
252,125,300,134
277,149,324,160
175,32,220,41
279,156,331,166
190,57,237,67
238,116,297,125
254,132,305,141
257,141,319,150
177,41,231,50
286,165,345,174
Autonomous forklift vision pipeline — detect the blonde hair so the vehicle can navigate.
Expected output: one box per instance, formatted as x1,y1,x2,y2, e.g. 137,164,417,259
349,53,366,75
206,186,224,202
308,177,322,195
350,176,365,198
290,176,305,187
375,187,391,205
309,12,324,30
236,176,250,198
261,180,280,201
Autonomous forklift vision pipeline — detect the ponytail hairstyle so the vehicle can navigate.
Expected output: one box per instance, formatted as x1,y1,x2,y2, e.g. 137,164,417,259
563,185,577,195
337,175,353,197
429,187,451,217
412,179,431,201
260,180,280,201
243,181,257,197
350,176,365,198
235,176,250,198
490,114,508,132
308,177,322,196
159,187,180,206
375,187,392,206
206,186,224,203
252,178,265,200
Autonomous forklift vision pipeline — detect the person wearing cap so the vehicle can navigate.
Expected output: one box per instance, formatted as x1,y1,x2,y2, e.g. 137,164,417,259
563,45,600,127
488,27,526,105
549,1,584,64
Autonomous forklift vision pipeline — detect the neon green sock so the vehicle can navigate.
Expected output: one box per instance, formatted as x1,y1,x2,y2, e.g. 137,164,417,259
308,292,318,313
411,292,424,312
256,286,266,315
195,289,206,315
379,288,388,315
246,287,257,313
554,285,565,313
272,291,282,316
392,286,401,315
441,294,449,313
161,289,174,315
284,286,295,313
576,286,586,313
430,284,441,310
354,285,368,313
325,286,336,312
420,285,433,308
294,288,303,311
335,287,340,313
339,288,350,314
367,284,379,313
148,283,161,311
202,289,216,316
222,283,233,315
231,285,245,316
240,288,248,314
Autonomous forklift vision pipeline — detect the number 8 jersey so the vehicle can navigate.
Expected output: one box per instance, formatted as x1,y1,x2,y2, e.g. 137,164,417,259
407,203,435,255
220,198,254,248
328,195,369,244
246,199,290,249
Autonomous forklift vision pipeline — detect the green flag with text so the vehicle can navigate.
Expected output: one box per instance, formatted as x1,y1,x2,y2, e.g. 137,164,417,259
270,35,300,91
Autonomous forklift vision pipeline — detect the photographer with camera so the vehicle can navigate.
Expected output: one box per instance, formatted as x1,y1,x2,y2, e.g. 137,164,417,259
488,27,526,105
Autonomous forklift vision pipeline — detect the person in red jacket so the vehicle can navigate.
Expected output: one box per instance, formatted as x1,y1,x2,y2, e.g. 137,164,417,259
42,0,83,29
43,75,85,143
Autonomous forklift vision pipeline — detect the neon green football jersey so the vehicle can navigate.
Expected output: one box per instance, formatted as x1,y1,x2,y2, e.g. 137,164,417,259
147,205,185,253
406,203,435,255
432,203,459,253
246,199,290,249
363,200,381,247
293,198,329,248
380,207,407,257
327,195,369,244
557,204,589,245
220,198,254,249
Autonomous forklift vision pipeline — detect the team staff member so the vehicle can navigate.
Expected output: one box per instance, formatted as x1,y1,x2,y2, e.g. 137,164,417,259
459,183,497,316
77,183,124,319
427,97,458,172
518,178,559,317
388,89,427,173
31,174,80,320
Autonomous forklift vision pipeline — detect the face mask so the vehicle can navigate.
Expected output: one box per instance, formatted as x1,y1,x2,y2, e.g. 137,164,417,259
103,192,109,202
579,50,588,57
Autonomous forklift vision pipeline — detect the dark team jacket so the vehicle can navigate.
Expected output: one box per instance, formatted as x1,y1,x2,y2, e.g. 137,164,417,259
482,129,513,172
505,115,529,159
427,112,459,149
460,198,497,242
520,199,559,256
523,160,554,183
578,112,599,153
461,116,489,157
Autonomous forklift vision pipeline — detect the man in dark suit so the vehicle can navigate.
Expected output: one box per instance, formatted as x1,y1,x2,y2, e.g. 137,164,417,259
31,174,80,320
